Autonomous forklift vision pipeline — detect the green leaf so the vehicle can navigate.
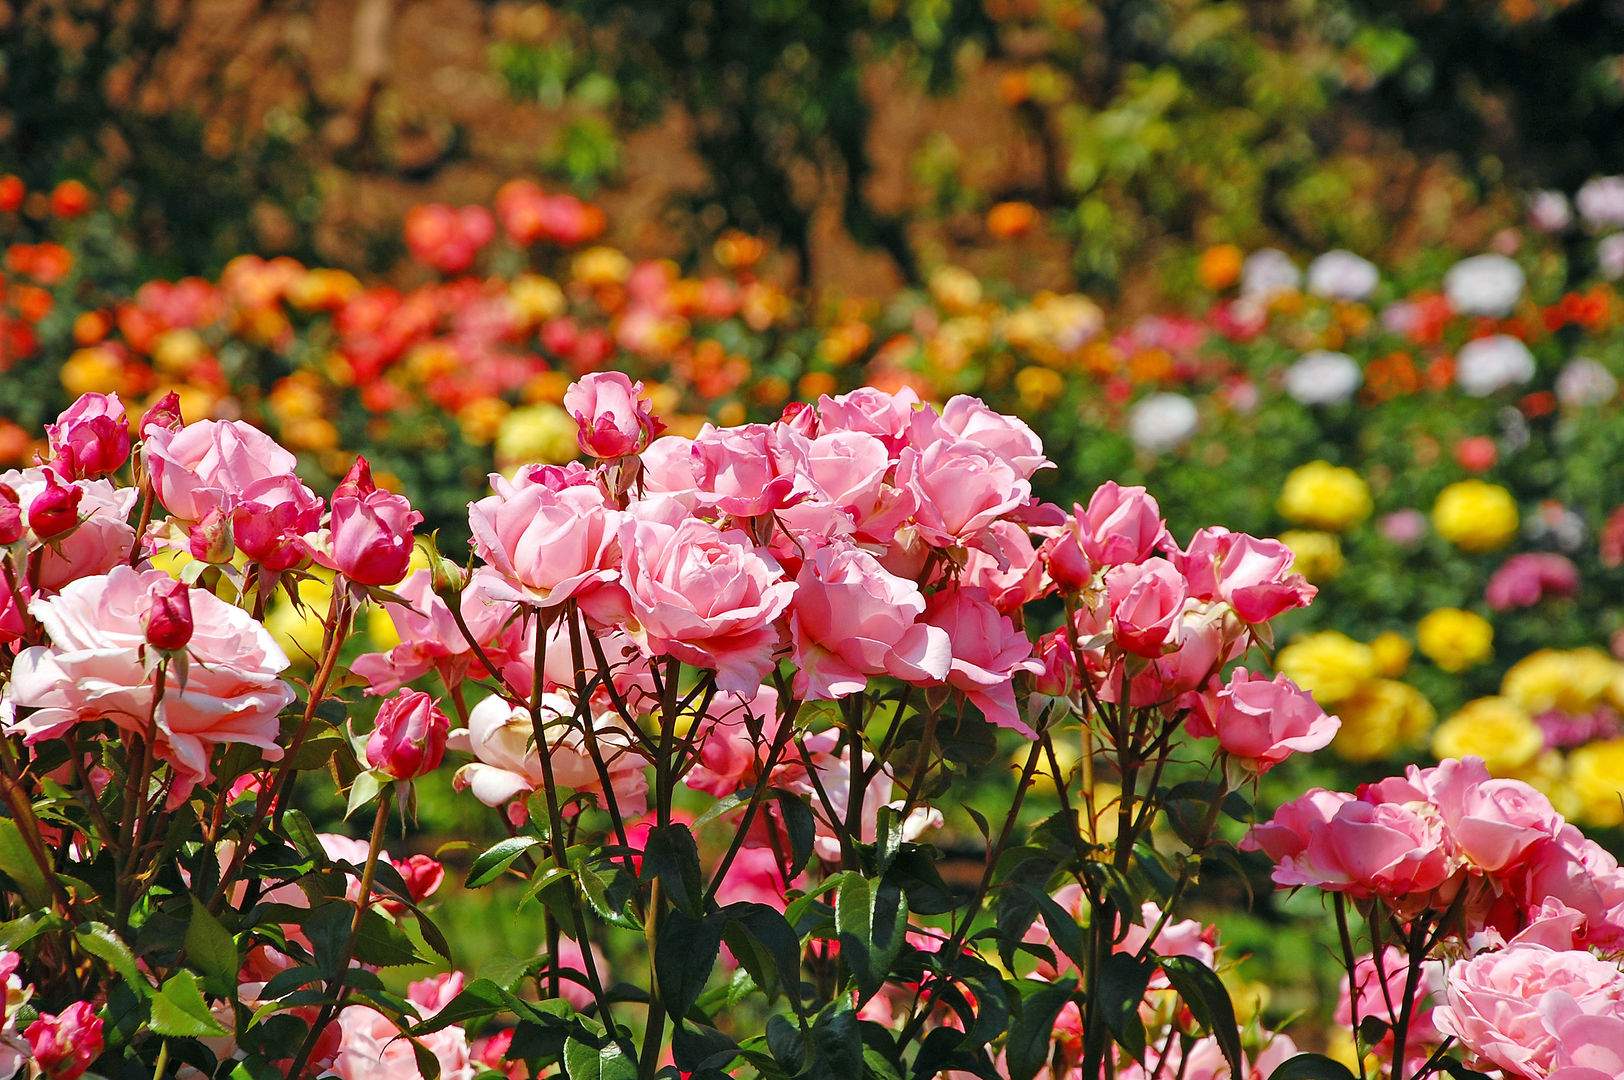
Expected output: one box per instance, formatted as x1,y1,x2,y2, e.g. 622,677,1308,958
691,788,753,832
765,1014,806,1074
151,970,230,1038
1020,886,1085,971
467,836,545,888
1267,1054,1360,1080
807,1004,863,1080
771,790,817,880
352,908,426,968
282,810,325,863
1005,977,1077,1080
345,771,384,819
0,912,66,952
721,903,803,1008
186,897,241,998
641,824,704,917
564,1036,637,1080
76,921,145,991
1160,955,1243,1080
834,874,908,1002
1098,952,1152,1061
656,909,726,1023
0,818,50,909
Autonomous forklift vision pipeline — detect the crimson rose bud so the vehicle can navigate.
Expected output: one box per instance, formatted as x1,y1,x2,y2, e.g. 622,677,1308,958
140,391,184,436
143,578,194,652
28,471,82,540
366,689,449,780
188,507,236,564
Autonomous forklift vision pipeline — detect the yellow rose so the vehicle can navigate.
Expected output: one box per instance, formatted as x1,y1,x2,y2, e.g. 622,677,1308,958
1432,697,1543,772
1432,480,1519,552
1502,648,1620,715
1015,366,1067,411
572,246,632,287
1276,461,1373,532
1332,678,1435,762
1416,608,1494,672
1278,530,1344,583
928,266,983,313
1276,631,1377,705
494,403,580,468
1370,632,1413,678
60,346,126,397
1568,739,1624,827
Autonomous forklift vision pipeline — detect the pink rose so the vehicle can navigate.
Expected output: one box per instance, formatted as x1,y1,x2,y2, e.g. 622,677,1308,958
0,482,21,544
469,479,623,610
961,521,1049,613
1079,482,1169,567
46,392,130,480
1435,942,1624,1079
139,390,184,436
233,474,324,572
143,577,193,651
688,422,819,518
351,568,525,694
1424,757,1563,874
1241,788,1357,889
788,540,951,699
144,418,302,524
24,1001,103,1080
1516,828,1624,950
1104,558,1187,657
1178,527,1316,623
921,586,1043,735
366,689,450,780
1189,667,1338,773
0,470,138,591
27,469,81,540
910,395,1051,479
563,371,665,458
815,386,923,452
327,993,473,1080
7,565,295,796
325,461,423,587
1486,552,1580,611
897,436,1029,548
777,429,914,544
1336,948,1442,1074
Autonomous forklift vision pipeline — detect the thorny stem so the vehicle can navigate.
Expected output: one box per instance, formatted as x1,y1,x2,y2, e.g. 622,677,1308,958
1335,894,1371,1080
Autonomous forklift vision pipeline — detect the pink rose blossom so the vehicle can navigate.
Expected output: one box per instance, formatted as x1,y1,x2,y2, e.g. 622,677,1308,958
0,483,21,545
1188,667,1338,773
144,418,301,523
1486,552,1580,610
27,470,81,540
142,577,193,651
815,386,922,452
23,1001,103,1080
687,422,818,518
351,568,524,694
563,371,665,458
897,436,1030,549
320,457,423,587
366,689,450,780
788,540,951,700
232,475,323,572
46,392,130,480
327,974,475,1080
469,478,623,610
961,521,1049,613
1178,527,1316,623
1104,558,1188,657
1078,482,1169,568
911,395,1051,479
7,565,295,797
921,586,1043,735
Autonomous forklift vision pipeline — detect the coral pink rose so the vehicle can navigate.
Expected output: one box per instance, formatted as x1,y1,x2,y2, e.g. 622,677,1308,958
7,566,295,797
325,466,422,587
1188,667,1338,773
365,689,450,780
1104,558,1188,657
24,1001,103,1080
788,541,951,700
46,392,130,480
921,586,1043,735
144,419,302,524
618,509,794,692
563,371,665,459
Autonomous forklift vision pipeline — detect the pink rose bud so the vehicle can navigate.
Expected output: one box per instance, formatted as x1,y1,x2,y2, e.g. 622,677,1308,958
46,392,131,479
25,1001,104,1080
0,482,22,544
366,689,450,780
143,578,194,652
334,455,376,501
139,390,184,436
28,471,82,540
188,507,236,564
563,371,666,459
330,483,423,587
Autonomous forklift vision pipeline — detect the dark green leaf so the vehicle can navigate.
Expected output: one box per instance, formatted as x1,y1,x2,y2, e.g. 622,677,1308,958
467,836,545,888
1005,977,1076,1080
641,824,704,917
76,921,145,991
1160,955,1243,1080
1267,1053,1360,1080
772,790,817,880
1098,952,1152,1061
656,909,726,1022
766,1014,806,1074
807,1004,863,1080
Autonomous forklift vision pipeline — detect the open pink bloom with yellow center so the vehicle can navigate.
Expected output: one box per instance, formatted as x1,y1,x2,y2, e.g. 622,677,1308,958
6,566,295,799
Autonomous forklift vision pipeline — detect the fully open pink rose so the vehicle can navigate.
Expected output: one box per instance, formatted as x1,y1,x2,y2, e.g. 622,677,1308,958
144,418,302,523
911,395,1051,479
961,521,1049,613
1190,667,1338,773
789,540,951,700
921,585,1043,735
618,511,794,692
896,436,1030,549
777,429,916,544
1178,526,1317,623
687,422,818,518
1425,757,1564,873
1,469,138,590
469,479,622,610
563,371,665,458
815,386,922,452
1515,827,1624,950
7,566,295,797
46,392,130,480
1079,482,1169,567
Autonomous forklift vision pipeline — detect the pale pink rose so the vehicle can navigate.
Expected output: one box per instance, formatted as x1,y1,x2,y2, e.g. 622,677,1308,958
449,693,646,825
46,392,130,480
896,437,1029,548
144,418,301,523
7,566,295,796
961,521,1049,613
1114,902,1217,992
563,371,665,459
351,568,524,694
921,586,1042,735
910,395,1051,479
0,469,138,591
638,435,701,507
1424,757,1563,874
1177,527,1316,623
1326,798,1458,901
327,989,474,1080
618,512,794,693
1104,558,1188,657
777,430,915,544
1435,942,1624,1079
788,541,951,700
1188,667,1338,773
1241,788,1357,887
468,480,622,610
815,386,923,452
688,422,818,518
1079,482,1169,567
1516,827,1624,950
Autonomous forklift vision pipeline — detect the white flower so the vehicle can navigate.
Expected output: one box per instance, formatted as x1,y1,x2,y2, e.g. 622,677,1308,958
1528,190,1572,233
1455,334,1535,396
1599,233,1624,280
1127,393,1200,452
1576,175,1624,230
1306,250,1379,301
1443,254,1525,317
1555,357,1619,407
1285,350,1363,405
1240,249,1301,301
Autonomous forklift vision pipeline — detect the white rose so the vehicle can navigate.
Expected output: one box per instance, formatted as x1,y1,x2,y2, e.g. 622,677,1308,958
1240,248,1301,301
1455,334,1535,397
1443,254,1525,317
1285,350,1363,405
1306,250,1379,301
1555,357,1618,407
1127,393,1200,453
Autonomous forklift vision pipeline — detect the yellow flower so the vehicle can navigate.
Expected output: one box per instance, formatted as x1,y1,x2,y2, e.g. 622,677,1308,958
1433,480,1519,552
1432,697,1543,772
572,246,632,287
459,398,511,447
1015,366,1066,411
1568,739,1624,827
60,346,126,397
510,274,566,325
494,403,579,468
1332,678,1435,762
1276,461,1372,532
1501,648,1620,715
1416,608,1494,672
1276,631,1376,705
1278,530,1344,582
1370,632,1413,678
928,266,983,314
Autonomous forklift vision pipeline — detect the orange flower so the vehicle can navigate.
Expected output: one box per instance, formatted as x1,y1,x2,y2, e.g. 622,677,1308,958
987,201,1038,239
1197,245,1244,291
0,175,23,213
49,179,93,219
73,311,111,346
